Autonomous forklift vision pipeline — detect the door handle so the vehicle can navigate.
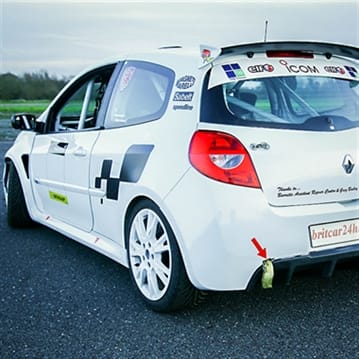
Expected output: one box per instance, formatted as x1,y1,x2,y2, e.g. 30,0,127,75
73,146,87,157
49,141,68,155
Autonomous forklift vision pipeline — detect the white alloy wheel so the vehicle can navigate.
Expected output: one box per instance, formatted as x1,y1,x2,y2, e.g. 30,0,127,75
128,208,172,301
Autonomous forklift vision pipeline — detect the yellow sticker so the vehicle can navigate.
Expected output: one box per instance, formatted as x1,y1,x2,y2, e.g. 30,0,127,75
49,191,69,205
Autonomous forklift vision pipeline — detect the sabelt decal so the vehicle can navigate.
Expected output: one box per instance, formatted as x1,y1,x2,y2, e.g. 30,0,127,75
49,191,69,205
95,145,154,201
279,60,319,74
173,91,194,102
176,76,196,89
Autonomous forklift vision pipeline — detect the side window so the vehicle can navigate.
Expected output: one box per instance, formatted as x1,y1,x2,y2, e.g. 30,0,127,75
106,61,175,128
50,66,115,132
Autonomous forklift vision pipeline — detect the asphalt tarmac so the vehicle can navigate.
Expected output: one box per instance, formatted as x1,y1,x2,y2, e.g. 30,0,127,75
0,140,358,359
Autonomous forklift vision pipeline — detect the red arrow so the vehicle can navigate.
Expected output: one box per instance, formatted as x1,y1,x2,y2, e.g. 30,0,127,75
251,237,267,259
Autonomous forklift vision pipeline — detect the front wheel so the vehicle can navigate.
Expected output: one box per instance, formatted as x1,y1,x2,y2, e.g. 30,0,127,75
126,199,203,312
5,161,33,228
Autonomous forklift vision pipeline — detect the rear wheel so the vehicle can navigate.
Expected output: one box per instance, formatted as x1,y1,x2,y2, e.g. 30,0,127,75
126,199,204,312
6,162,33,228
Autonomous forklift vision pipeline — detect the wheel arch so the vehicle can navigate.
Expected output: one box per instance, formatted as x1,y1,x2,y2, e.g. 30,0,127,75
123,194,197,289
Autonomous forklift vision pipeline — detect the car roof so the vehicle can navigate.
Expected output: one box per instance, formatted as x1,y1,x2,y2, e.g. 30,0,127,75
79,41,359,77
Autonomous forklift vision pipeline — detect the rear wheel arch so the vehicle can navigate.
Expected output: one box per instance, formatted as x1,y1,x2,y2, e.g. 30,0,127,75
124,196,205,311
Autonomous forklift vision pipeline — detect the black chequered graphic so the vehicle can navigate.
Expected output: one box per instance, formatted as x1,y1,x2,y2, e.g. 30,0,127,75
94,145,154,201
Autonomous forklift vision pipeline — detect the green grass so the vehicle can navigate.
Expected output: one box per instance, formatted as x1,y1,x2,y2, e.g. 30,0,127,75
0,99,50,119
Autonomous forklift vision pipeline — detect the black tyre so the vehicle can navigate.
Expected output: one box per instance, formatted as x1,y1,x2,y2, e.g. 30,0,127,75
126,199,204,312
6,162,33,228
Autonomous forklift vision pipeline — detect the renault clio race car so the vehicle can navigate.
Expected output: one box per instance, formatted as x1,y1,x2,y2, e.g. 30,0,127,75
3,41,359,312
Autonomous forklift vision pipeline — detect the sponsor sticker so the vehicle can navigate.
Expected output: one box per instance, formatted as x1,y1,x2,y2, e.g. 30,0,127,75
173,104,193,111
176,75,196,89
173,91,194,102
344,65,358,78
323,66,345,75
222,63,245,80
119,66,136,91
309,218,359,248
49,191,69,205
247,64,274,73
279,60,319,74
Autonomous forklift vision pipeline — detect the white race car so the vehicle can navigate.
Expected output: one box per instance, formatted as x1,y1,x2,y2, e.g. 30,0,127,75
3,41,359,311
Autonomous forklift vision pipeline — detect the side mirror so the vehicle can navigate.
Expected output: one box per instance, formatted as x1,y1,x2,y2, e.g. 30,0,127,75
11,113,37,130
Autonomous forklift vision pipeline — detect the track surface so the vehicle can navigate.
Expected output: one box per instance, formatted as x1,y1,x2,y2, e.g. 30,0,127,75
1,141,358,358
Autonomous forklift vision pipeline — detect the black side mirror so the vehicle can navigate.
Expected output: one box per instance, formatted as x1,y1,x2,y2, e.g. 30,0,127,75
11,113,37,130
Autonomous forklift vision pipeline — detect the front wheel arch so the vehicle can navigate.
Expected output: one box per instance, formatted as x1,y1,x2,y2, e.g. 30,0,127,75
4,160,33,228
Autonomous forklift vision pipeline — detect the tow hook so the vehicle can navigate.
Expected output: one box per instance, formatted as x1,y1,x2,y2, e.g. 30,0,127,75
262,258,274,289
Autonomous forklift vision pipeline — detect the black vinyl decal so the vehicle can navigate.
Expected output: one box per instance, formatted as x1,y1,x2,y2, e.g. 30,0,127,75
95,144,154,201
120,144,154,182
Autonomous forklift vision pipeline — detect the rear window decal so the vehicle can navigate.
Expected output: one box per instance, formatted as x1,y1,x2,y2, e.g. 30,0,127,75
222,63,245,80
344,66,358,78
279,60,319,74
119,66,136,91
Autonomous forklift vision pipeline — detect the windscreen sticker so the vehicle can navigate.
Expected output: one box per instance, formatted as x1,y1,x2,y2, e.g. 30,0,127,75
344,66,358,78
323,66,345,75
119,66,136,91
247,64,275,73
222,63,246,80
279,60,319,74
208,56,359,89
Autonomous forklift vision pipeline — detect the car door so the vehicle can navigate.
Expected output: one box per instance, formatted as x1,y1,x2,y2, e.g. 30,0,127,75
30,65,116,231
89,61,175,241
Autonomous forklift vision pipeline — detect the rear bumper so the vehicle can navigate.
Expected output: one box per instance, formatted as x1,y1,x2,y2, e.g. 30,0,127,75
247,243,359,290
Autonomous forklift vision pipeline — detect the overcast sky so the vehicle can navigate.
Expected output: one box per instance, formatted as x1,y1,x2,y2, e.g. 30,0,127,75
1,0,358,76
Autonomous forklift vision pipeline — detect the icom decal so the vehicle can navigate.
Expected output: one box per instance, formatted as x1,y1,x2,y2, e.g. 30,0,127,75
95,144,154,201
279,60,319,74
176,76,196,89
222,63,245,80
247,64,274,73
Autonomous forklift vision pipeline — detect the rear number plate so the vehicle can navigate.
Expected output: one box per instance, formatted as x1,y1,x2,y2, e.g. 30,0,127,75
309,218,359,248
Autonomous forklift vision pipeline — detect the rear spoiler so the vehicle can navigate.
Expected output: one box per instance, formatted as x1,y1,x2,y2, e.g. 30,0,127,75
221,41,359,60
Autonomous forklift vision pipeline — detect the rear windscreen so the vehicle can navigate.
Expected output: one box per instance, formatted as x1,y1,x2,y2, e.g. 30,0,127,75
201,74,359,131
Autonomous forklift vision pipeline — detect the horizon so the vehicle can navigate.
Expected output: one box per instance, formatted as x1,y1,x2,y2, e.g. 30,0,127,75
1,1,358,77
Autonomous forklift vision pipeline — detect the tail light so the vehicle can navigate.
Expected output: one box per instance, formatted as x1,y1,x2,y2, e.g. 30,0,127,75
189,130,261,188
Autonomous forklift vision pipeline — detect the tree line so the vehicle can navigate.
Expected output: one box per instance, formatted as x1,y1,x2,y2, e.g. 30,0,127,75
0,72,70,100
